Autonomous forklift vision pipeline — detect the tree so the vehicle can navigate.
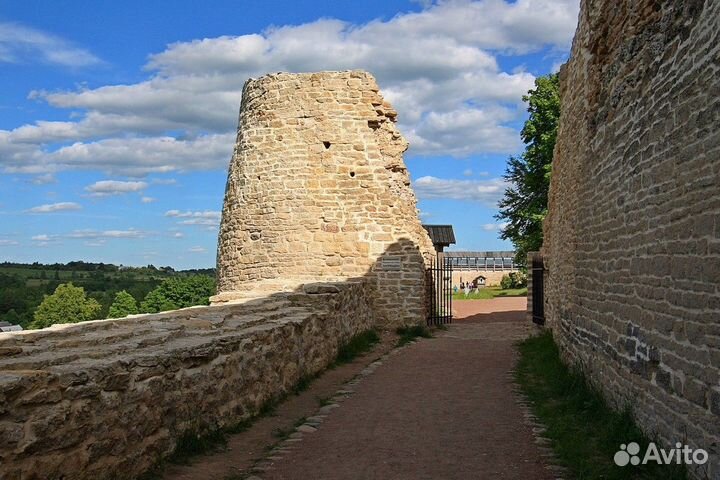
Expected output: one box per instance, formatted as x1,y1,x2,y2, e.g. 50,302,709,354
108,290,139,318
497,73,560,266
140,275,216,313
29,283,102,329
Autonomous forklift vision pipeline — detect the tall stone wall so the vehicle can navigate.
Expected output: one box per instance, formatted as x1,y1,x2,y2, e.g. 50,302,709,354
214,71,436,328
0,280,374,480
544,0,719,477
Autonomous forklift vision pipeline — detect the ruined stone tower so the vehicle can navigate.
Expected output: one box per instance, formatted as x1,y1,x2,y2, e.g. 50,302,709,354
213,71,435,327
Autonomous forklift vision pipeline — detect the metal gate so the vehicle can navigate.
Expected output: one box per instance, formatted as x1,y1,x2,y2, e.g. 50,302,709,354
531,255,545,325
427,257,453,326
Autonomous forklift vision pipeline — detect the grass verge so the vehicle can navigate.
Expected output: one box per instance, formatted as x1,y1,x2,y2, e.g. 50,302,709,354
334,329,380,365
453,286,527,300
395,325,432,346
515,331,687,480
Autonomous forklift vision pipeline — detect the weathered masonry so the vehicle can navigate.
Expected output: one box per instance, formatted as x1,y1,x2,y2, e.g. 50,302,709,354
542,1,720,478
0,282,373,479
213,71,435,327
0,71,435,479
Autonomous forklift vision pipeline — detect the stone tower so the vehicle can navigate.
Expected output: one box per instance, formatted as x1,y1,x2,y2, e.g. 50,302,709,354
213,71,436,327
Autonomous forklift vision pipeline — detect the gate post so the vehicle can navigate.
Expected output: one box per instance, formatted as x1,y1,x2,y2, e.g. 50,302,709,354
426,254,453,326
527,252,545,325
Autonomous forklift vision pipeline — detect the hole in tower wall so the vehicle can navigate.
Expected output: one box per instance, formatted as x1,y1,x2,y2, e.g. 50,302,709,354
323,141,331,149
350,171,356,178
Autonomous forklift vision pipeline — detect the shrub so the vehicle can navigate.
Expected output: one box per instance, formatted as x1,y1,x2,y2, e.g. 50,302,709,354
108,290,139,318
500,271,528,289
140,275,215,313
29,283,101,329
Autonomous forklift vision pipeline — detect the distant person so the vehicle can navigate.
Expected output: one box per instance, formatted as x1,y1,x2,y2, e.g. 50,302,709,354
464,283,471,297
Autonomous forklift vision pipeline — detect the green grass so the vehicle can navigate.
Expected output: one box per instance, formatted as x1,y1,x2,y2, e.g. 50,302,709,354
395,325,432,346
515,331,687,480
169,427,228,465
334,329,380,365
453,286,527,300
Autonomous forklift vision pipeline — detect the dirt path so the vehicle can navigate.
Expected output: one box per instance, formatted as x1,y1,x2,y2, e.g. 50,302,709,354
259,297,552,480
160,334,398,480
164,297,553,480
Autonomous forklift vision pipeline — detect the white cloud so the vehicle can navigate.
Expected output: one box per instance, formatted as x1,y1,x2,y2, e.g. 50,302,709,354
188,246,207,253
172,231,184,238
413,175,508,207
66,229,145,239
0,239,19,246
0,1,578,176
481,222,508,231
84,240,106,247
141,196,156,203
85,180,148,196
30,233,60,247
0,22,101,67
151,178,177,185
27,201,82,213
3,133,234,177
463,169,473,177
165,209,221,227
30,173,57,185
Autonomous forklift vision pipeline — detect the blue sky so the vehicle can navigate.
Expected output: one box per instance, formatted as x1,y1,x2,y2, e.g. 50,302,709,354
0,0,579,269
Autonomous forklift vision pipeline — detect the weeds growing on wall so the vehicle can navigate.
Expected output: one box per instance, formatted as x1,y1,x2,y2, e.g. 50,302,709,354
395,325,432,346
515,331,687,480
140,328,383,479
334,329,380,365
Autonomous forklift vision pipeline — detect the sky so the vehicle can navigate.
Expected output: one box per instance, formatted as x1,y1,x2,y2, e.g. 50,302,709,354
0,0,580,269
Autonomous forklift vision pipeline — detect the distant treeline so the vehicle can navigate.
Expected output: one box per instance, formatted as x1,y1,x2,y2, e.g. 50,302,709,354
0,261,215,328
0,261,214,276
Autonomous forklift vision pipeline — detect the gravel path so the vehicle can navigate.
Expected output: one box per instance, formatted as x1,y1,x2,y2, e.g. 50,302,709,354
260,297,555,480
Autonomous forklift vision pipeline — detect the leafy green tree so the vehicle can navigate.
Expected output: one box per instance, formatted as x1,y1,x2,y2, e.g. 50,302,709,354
108,290,139,318
140,275,216,313
29,283,102,329
497,73,560,265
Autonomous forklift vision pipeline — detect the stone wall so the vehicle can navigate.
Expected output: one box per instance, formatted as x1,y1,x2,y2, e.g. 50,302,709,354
214,71,436,328
0,280,374,480
544,0,719,477
451,269,516,288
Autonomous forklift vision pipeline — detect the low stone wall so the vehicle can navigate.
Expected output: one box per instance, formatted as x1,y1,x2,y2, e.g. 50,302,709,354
0,280,374,480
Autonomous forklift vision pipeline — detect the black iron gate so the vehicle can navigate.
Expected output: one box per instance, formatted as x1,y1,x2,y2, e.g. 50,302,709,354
531,255,545,325
427,257,453,326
